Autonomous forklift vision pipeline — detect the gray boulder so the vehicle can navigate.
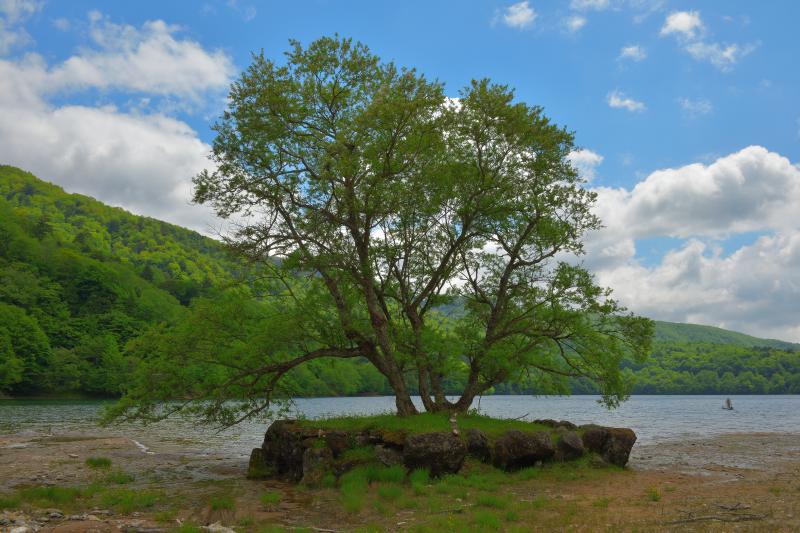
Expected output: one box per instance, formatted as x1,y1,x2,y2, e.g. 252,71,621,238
301,446,333,486
555,431,584,461
580,425,637,467
465,429,491,462
492,430,555,471
403,432,466,477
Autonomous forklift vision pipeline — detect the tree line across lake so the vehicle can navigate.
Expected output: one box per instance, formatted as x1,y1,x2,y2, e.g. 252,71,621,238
1,165,798,399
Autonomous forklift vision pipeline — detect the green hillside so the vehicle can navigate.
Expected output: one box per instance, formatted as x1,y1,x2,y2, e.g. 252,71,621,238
0,166,236,395
654,320,799,351
1,166,798,398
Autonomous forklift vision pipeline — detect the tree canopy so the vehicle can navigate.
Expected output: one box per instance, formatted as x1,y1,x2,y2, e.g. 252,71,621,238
108,35,653,422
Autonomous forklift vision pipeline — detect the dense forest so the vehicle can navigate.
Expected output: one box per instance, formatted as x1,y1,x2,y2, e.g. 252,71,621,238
1,166,798,398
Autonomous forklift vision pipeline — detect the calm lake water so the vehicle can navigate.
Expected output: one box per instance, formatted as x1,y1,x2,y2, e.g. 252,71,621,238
2,395,798,458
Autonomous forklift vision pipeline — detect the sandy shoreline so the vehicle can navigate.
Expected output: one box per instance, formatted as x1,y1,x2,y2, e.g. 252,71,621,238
2,430,800,531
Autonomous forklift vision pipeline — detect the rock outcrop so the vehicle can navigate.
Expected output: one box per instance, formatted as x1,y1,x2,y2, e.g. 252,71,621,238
248,418,638,482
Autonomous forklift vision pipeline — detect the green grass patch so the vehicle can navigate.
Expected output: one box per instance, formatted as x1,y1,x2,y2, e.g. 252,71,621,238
260,489,282,507
377,484,402,501
646,487,661,502
172,525,203,533
0,494,21,509
85,456,112,469
472,509,501,530
592,496,612,508
99,488,159,513
409,468,430,495
154,509,177,522
18,486,83,506
340,468,369,514
300,413,550,437
515,466,541,480
530,495,548,509
209,494,235,511
103,470,135,484
365,464,405,484
341,446,376,462
475,494,507,509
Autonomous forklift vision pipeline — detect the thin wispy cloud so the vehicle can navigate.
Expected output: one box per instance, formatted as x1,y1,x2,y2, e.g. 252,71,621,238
564,15,587,33
679,97,713,117
619,44,646,61
570,0,610,11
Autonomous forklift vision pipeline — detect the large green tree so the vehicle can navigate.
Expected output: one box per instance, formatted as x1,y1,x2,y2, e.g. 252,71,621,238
112,36,653,422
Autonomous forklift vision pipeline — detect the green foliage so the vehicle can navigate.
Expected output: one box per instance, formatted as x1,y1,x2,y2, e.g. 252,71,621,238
184,34,654,418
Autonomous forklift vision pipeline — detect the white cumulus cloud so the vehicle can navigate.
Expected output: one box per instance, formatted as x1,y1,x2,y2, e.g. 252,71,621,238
659,10,756,71
660,10,704,39
607,90,646,112
501,1,537,29
582,146,800,341
568,149,604,181
0,12,233,233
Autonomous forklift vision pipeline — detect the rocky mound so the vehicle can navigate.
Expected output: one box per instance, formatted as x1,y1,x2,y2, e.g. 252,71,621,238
247,419,637,484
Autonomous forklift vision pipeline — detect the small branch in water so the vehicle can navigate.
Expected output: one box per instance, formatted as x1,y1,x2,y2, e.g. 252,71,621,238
512,413,529,421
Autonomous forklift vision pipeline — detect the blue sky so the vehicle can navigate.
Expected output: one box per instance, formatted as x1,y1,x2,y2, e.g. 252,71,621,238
1,0,799,341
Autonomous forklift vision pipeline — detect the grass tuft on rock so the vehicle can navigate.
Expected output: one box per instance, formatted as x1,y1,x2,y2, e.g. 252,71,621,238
299,412,551,437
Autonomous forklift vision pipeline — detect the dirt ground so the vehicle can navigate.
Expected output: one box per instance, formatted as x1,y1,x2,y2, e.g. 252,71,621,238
2,431,800,532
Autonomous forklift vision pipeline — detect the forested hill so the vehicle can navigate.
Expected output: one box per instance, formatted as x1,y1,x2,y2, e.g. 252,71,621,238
1,166,798,398
654,321,799,351
0,166,235,395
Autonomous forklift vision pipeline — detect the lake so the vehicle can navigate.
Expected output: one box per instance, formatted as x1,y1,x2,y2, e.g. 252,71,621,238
2,395,798,458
